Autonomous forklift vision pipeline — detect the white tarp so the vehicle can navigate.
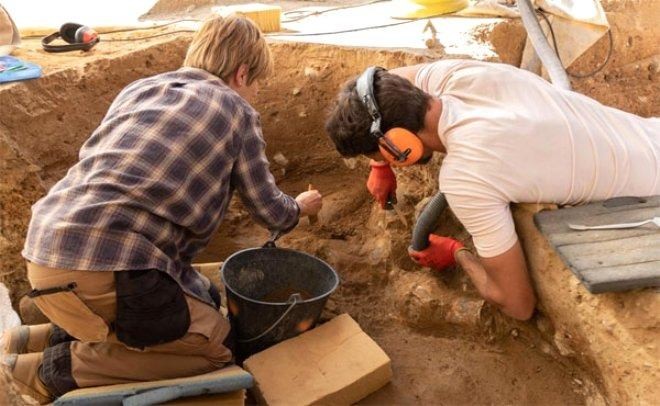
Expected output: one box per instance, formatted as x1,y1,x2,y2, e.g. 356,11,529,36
0,283,21,335
459,0,609,69
460,0,608,26
0,3,20,56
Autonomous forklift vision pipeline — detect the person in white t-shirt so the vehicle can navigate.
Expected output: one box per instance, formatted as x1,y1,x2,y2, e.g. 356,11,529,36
325,60,659,320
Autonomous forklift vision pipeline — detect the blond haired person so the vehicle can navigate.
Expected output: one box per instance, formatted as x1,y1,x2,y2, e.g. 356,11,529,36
2,16,322,403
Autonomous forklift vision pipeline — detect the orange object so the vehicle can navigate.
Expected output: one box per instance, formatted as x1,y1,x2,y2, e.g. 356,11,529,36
366,161,397,209
378,127,424,167
409,234,464,271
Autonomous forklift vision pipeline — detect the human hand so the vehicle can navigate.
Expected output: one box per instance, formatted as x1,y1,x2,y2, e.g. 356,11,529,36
296,190,322,218
366,160,396,209
408,234,464,271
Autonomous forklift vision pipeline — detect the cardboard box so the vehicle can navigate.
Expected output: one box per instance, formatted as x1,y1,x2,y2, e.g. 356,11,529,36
244,314,392,405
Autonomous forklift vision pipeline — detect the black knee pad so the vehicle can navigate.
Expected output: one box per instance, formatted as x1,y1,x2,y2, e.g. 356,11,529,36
48,325,76,348
40,342,78,397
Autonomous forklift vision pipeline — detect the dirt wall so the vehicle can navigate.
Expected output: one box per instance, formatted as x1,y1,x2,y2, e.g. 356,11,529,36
513,204,659,404
570,0,659,117
0,38,190,302
254,43,432,181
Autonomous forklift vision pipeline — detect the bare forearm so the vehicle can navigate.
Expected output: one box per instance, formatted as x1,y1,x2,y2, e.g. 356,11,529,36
455,249,500,304
455,247,535,320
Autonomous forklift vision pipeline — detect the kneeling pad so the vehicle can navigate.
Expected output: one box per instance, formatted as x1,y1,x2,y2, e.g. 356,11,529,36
54,365,253,406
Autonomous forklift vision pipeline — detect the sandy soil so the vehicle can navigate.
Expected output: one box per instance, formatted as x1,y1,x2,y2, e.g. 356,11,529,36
1,35,596,403
194,161,594,405
1,0,657,403
141,0,352,20
0,368,29,405
570,0,659,117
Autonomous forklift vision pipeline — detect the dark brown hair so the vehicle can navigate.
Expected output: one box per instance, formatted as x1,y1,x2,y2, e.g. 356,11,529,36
325,69,430,157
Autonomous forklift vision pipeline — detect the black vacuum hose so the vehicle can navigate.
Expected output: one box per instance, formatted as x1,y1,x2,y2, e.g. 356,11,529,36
410,192,448,251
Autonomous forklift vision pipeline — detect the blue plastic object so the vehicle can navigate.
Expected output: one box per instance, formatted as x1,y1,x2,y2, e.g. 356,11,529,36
0,56,42,84
54,365,253,406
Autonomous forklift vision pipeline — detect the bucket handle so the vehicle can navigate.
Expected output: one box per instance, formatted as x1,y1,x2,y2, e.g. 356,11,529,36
237,293,302,343
262,230,282,248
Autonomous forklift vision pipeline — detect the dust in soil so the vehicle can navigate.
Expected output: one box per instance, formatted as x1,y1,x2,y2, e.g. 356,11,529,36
196,167,589,405
3,4,609,400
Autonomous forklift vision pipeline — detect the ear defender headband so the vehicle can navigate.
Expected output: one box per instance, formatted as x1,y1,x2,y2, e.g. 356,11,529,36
355,66,424,167
42,23,99,53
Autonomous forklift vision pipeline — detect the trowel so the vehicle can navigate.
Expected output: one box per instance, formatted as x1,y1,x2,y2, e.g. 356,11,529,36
385,194,408,227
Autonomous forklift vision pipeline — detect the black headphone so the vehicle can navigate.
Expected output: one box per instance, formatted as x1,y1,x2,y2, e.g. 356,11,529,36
355,66,424,166
42,23,99,53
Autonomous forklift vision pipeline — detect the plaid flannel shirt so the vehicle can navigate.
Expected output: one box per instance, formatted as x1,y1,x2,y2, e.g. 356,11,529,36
23,67,300,305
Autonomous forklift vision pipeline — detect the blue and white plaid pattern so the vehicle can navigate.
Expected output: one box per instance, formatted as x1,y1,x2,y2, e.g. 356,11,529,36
23,67,299,305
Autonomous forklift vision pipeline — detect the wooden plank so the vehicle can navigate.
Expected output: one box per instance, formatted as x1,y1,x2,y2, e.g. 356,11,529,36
559,234,660,269
534,198,660,245
533,196,660,293
580,262,660,293
544,228,657,247
535,196,658,221
535,205,660,235
536,196,659,226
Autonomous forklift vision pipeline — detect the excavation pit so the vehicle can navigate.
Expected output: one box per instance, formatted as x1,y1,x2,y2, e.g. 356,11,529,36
1,1,658,403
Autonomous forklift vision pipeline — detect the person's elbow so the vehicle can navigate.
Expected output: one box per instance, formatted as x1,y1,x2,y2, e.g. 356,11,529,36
504,292,537,320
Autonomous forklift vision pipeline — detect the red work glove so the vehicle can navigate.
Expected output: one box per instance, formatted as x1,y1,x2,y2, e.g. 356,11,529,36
408,234,464,271
366,160,396,209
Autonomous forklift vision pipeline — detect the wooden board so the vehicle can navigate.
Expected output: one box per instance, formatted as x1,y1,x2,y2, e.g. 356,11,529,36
534,196,660,293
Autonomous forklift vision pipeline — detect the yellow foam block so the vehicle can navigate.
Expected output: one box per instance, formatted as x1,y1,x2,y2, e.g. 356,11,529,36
244,314,392,405
392,0,469,19
213,3,281,33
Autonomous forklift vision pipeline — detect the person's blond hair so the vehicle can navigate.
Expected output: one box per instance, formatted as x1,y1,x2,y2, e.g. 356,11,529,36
183,15,273,84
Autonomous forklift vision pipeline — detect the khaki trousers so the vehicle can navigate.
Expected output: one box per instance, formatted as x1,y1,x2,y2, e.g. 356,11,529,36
26,262,232,390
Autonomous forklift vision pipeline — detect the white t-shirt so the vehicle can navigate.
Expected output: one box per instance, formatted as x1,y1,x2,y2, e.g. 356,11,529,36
415,60,660,258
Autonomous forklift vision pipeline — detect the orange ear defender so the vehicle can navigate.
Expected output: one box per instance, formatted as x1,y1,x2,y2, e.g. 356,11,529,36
355,66,424,167
42,23,99,53
379,127,424,166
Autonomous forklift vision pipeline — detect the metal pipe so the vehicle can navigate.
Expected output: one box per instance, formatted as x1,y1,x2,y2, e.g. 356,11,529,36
518,0,571,90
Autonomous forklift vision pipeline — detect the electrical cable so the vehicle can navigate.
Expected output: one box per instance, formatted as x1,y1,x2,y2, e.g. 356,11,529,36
538,10,614,79
102,30,196,42
266,19,415,37
519,0,570,89
282,0,387,23
20,19,200,40
97,19,199,34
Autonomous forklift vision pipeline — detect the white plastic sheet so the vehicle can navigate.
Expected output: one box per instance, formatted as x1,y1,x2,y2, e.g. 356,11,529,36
460,0,608,26
459,1,609,71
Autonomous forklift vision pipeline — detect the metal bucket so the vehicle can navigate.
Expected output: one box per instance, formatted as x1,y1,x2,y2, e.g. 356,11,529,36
220,242,339,358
